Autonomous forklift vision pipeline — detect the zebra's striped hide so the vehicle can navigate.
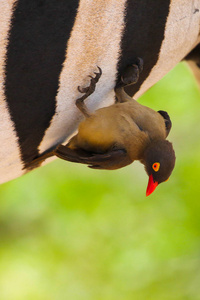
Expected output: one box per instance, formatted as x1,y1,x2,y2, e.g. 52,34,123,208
0,0,199,183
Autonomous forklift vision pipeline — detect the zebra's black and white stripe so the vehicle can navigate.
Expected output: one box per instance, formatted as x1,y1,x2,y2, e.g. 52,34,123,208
0,0,200,183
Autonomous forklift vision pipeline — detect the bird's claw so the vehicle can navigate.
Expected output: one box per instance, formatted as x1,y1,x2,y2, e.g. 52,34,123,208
77,66,102,99
78,86,89,94
117,57,144,87
135,57,143,73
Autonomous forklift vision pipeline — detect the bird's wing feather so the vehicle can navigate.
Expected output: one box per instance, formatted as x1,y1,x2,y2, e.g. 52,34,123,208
157,110,172,137
55,145,132,170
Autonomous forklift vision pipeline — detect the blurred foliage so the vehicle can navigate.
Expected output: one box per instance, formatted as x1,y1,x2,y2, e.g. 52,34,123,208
1,62,200,300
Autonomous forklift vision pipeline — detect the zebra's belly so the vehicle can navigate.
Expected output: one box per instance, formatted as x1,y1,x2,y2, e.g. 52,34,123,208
0,0,199,183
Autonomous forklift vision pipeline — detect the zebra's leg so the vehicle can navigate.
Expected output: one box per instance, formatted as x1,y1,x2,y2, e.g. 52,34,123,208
186,61,200,88
184,44,200,65
184,44,200,88
76,66,102,117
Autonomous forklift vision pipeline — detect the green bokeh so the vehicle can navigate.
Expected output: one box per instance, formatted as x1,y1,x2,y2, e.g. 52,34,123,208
0,62,200,300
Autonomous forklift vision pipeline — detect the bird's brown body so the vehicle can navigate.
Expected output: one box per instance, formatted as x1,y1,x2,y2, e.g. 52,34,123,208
69,88,166,163
29,64,175,195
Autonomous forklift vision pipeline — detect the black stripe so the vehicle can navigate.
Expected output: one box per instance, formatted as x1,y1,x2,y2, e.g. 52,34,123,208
118,0,171,96
5,0,79,168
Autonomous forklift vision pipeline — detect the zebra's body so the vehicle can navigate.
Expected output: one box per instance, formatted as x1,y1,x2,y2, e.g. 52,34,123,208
0,0,200,184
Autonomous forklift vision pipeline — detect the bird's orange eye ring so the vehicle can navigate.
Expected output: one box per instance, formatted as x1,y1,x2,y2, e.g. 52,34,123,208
152,162,160,172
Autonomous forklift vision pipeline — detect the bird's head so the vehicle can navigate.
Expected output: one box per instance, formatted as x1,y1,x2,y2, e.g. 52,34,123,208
141,140,176,196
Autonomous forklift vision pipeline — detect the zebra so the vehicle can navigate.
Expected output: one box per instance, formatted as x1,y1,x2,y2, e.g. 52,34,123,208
0,0,200,184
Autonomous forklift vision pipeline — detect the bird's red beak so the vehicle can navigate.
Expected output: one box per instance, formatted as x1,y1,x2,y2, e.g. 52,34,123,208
146,174,158,196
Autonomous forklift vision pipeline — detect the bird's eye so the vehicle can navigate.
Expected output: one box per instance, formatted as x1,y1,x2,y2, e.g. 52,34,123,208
152,162,160,172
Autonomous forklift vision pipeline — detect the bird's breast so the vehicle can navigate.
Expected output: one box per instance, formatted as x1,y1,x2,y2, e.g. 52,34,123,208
75,101,166,158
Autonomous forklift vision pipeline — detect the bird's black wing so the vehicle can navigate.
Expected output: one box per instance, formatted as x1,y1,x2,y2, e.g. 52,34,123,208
55,145,132,170
157,110,172,137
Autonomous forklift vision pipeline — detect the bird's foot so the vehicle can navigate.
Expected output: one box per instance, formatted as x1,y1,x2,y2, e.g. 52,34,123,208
118,57,144,87
76,66,102,117
76,66,102,102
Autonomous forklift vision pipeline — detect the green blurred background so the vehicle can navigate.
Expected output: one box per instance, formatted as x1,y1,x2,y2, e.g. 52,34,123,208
0,62,200,300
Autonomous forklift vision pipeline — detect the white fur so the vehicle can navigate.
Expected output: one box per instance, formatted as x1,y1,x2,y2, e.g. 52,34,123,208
0,0,24,184
134,0,200,98
39,0,127,153
0,0,200,183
